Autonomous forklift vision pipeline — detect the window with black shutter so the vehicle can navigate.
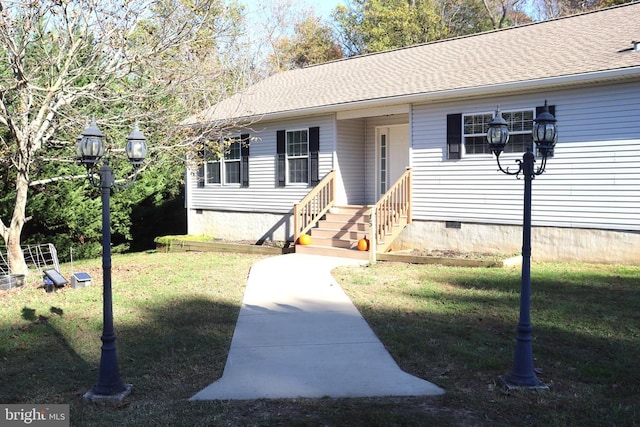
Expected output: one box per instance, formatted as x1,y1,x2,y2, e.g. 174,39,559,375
276,127,318,186
455,107,548,156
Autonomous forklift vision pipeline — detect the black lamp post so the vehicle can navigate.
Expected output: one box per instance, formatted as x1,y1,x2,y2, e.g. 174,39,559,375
77,118,147,399
486,101,557,390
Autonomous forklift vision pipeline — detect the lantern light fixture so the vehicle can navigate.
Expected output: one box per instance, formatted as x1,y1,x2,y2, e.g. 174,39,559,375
78,117,147,403
486,100,558,390
76,117,106,168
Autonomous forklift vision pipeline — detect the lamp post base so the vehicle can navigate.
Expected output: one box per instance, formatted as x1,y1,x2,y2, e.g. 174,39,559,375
499,375,549,391
83,384,133,406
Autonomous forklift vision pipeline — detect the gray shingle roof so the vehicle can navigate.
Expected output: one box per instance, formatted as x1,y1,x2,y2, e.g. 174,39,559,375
188,3,640,124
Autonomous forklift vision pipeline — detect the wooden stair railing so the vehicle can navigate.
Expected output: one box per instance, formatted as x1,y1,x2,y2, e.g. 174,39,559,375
293,170,336,242
372,167,412,254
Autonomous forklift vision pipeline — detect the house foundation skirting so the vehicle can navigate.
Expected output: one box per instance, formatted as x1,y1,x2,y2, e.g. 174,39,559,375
188,209,293,243
188,210,639,265
390,220,640,265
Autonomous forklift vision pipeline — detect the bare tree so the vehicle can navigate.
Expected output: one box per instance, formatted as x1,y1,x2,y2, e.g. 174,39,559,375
531,0,632,20
481,0,526,28
0,0,245,274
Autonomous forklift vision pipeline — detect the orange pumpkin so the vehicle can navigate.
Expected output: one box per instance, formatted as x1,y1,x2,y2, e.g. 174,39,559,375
357,238,369,251
298,234,312,245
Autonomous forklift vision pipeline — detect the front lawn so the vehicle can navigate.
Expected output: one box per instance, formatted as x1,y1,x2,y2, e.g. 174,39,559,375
0,252,638,426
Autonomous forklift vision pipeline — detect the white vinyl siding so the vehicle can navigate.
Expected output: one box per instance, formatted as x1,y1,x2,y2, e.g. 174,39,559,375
188,115,335,214
335,119,366,205
187,81,639,237
411,81,640,231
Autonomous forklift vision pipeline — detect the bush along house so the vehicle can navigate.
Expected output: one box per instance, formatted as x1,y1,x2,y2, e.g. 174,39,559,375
183,3,640,264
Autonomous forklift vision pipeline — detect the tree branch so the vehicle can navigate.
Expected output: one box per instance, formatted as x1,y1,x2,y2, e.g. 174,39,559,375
29,174,89,187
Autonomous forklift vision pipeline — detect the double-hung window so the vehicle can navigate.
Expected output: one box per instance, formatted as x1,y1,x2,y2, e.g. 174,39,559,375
223,138,241,184
203,135,249,186
463,109,534,155
276,127,320,187
287,130,309,184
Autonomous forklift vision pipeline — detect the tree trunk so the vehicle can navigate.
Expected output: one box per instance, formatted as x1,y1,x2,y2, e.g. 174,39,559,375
5,171,29,275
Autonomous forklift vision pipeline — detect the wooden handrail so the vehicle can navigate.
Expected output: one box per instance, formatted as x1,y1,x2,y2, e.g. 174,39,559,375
293,170,336,241
373,167,412,245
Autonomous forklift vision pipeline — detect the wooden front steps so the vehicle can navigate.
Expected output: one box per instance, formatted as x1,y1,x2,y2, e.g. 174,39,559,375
295,205,371,260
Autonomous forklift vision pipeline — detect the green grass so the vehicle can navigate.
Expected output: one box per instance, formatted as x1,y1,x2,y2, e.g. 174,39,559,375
1,252,639,426
334,262,640,426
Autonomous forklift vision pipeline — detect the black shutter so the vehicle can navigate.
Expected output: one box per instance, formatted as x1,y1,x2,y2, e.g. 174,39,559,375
276,130,286,187
197,164,205,187
196,142,206,187
536,104,555,118
241,133,249,187
446,113,462,160
309,126,320,185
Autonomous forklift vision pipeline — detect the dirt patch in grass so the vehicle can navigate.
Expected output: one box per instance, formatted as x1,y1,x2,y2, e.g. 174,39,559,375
217,238,292,248
408,248,517,262
154,235,294,255
379,249,519,268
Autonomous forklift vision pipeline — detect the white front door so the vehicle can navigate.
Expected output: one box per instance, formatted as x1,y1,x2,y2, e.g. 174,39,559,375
377,124,410,197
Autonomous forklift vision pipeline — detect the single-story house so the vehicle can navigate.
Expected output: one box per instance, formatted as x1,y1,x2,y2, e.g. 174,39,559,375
184,3,640,264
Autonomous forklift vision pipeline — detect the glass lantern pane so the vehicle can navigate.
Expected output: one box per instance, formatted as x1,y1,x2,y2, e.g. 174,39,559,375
127,140,147,159
87,137,105,157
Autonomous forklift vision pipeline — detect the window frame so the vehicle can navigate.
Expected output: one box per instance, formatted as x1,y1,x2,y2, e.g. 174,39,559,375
462,108,535,156
205,136,243,186
285,128,310,185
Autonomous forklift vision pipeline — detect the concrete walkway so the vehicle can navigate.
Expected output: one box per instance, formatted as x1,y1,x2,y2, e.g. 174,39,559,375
190,254,444,400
